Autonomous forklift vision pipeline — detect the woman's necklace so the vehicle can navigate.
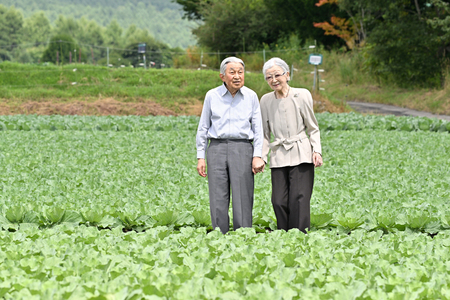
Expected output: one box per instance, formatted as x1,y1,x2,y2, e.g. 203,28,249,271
275,86,290,99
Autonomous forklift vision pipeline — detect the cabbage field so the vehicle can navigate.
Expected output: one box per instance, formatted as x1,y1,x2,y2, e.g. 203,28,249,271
0,113,450,299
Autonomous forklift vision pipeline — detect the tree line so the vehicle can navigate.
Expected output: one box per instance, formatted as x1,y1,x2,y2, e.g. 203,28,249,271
175,0,450,88
0,5,181,68
0,0,196,48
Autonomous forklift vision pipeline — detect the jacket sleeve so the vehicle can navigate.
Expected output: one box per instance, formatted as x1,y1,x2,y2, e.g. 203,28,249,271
260,96,271,164
299,89,322,155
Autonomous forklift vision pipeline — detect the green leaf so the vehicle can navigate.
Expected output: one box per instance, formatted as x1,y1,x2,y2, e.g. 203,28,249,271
337,212,365,231
311,212,333,228
152,210,182,226
81,209,105,224
46,207,65,224
61,210,82,224
192,209,211,226
5,206,25,223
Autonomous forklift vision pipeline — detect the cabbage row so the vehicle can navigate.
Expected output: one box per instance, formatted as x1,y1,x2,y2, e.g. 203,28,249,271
0,115,199,132
0,116,449,233
1,225,450,299
0,113,449,132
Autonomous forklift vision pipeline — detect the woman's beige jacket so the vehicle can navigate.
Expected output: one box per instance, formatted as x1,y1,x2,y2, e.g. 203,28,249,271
260,87,321,168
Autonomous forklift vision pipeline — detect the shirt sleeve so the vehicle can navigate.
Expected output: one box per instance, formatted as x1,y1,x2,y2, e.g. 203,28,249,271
196,93,212,159
300,90,322,155
251,93,263,157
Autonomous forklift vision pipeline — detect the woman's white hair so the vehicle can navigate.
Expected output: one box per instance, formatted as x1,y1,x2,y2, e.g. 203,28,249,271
262,57,290,77
220,57,245,75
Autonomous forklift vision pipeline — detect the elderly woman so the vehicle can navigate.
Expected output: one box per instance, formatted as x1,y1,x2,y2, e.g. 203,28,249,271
260,57,322,232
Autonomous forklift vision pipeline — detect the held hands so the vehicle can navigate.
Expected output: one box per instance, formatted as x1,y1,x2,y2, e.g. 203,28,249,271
198,157,265,177
197,158,207,177
252,157,265,174
313,152,323,168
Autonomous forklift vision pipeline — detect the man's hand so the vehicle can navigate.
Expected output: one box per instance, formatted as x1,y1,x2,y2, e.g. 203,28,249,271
313,152,323,167
197,158,207,177
252,157,265,174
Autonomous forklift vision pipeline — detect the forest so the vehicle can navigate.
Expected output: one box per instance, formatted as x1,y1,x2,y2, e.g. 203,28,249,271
0,1,192,68
176,0,450,88
1,0,450,88
0,0,196,48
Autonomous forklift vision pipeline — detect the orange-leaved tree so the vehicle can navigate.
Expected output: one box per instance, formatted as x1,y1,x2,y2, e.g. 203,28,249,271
313,0,365,49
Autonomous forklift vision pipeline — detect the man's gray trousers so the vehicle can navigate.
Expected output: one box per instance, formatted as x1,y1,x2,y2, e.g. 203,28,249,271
206,139,254,234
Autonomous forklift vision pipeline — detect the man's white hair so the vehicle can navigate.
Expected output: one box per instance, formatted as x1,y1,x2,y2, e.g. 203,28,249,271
262,57,290,77
220,57,245,75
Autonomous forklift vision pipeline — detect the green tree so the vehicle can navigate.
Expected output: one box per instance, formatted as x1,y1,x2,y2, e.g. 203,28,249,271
22,11,52,63
173,0,208,20
263,0,345,49
366,0,446,88
122,26,172,67
23,11,51,44
41,34,85,64
0,5,24,61
427,0,450,86
192,0,279,52
104,19,124,48
3,0,197,48
78,18,107,62
53,15,81,41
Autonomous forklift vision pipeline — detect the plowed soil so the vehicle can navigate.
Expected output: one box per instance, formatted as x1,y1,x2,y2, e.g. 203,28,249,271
0,98,179,116
0,94,345,116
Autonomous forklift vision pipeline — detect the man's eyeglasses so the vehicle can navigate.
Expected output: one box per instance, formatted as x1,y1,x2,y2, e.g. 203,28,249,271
265,72,286,81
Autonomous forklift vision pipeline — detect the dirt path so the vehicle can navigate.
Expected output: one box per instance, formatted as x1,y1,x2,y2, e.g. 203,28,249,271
347,101,450,121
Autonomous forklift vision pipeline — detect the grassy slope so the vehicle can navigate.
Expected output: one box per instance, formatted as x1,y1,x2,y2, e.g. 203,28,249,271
1,55,449,115
318,52,450,115
0,62,274,109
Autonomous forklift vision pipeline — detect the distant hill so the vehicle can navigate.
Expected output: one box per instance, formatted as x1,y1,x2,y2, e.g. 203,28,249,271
0,0,197,48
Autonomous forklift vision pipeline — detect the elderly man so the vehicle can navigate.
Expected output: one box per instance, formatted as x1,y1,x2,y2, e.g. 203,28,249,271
196,57,265,234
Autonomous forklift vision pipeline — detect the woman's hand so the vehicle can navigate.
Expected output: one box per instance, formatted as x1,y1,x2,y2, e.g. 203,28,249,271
313,152,323,167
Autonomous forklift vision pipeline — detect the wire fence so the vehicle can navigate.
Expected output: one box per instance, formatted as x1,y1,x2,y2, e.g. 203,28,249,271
0,40,323,92
0,40,317,70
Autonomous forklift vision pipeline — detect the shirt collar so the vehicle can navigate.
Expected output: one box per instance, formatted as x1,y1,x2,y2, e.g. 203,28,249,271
219,83,242,97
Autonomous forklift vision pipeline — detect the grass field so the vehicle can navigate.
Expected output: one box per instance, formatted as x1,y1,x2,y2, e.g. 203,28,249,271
2,48,450,116
0,61,347,116
0,62,277,113
0,114,449,299
318,51,450,115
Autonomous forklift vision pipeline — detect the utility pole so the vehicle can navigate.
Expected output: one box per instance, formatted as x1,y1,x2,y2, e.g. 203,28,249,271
308,41,323,95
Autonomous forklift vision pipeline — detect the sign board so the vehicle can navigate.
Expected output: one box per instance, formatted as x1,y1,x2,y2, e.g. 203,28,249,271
138,43,146,53
308,54,323,65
